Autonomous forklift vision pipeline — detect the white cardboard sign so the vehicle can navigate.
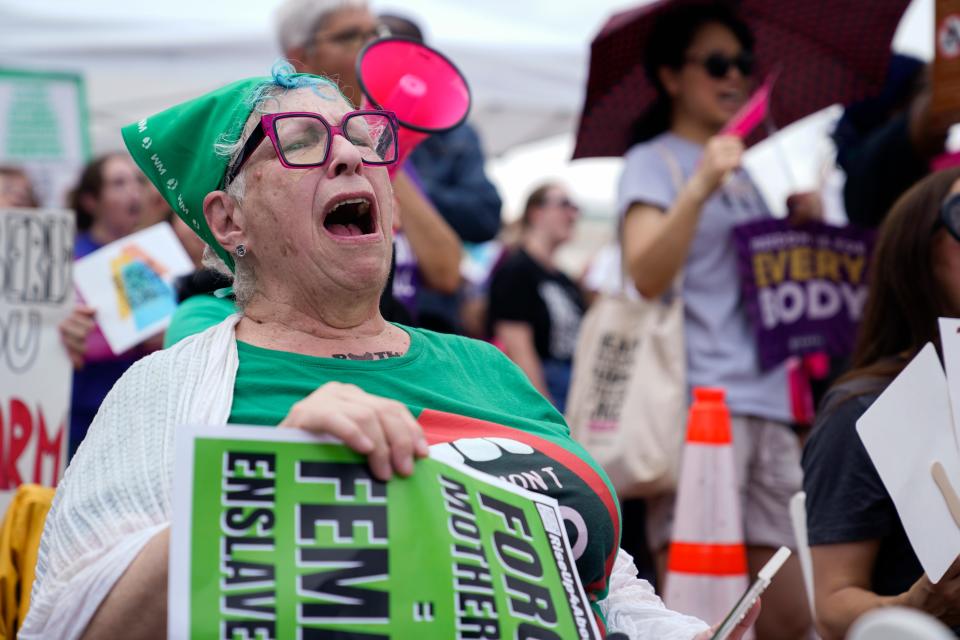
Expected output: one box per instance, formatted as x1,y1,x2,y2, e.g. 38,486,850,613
857,343,960,582
73,222,192,354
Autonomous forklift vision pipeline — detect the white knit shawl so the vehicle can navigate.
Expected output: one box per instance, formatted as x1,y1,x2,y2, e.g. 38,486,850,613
20,315,708,640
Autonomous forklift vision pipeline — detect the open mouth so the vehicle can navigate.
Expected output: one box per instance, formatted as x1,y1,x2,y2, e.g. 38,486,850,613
322,196,376,237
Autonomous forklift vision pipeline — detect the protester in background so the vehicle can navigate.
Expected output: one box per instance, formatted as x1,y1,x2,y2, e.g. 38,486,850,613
0,166,38,208
458,236,509,339
275,0,462,314
804,167,960,639
487,183,584,412
835,54,960,227
276,0,383,108
59,152,153,458
578,239,659,586
380,13,503,333
69,154,145,235
618,3,812,637
22,66,759,640
138,182,174,229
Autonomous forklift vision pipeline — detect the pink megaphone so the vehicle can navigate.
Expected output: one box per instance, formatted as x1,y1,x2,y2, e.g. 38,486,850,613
356,37,471,176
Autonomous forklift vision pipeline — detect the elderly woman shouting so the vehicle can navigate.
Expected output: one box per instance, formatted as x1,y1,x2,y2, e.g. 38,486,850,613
21,67,757,640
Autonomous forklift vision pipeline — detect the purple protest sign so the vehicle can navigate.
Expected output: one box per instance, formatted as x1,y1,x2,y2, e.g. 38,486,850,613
732,219,874,370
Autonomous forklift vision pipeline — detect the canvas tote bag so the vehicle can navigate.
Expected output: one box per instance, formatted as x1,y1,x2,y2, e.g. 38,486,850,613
566,145,687,498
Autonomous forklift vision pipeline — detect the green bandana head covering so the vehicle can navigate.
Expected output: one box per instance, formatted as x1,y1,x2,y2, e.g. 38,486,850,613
121,70,339,272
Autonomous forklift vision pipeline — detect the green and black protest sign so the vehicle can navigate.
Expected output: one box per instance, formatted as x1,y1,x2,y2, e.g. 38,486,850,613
170,426,600,640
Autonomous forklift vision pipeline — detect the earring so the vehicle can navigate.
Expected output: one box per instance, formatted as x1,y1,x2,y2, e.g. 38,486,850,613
235,244,246,258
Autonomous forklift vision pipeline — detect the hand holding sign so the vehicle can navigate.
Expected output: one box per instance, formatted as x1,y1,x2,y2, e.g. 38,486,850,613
900,556,960,628
0,208,74,512
280,381,430,481
688,76,775,202
170,426,603,639
58,304,96,369
785,192,825,226
857,343,960,583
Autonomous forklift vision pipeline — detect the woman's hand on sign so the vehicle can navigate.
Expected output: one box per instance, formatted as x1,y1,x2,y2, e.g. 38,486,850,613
59,304,96,369
689,135,745,201
901,556,960,627
786,192,825,226
280,382,430,482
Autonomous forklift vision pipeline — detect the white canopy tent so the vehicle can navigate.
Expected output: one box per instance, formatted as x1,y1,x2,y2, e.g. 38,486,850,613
0,0,939,274
0,0,640,157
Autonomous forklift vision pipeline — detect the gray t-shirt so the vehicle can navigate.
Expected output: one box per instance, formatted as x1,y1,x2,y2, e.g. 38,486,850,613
617,132,790,422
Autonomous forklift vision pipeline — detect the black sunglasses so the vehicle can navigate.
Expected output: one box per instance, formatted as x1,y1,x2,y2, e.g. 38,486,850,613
940,193,960,242
687,51,755,79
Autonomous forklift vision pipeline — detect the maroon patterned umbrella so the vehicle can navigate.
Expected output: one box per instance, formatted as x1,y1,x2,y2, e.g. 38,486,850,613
572,0,912,159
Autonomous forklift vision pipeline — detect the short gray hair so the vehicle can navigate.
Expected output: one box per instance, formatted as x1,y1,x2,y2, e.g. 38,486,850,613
274,0,367,53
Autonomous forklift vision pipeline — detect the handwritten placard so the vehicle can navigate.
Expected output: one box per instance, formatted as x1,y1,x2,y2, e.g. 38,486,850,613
0,208,74,513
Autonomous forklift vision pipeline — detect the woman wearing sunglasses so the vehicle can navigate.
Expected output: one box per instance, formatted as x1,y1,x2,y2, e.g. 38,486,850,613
21,66,759,640
803,167,960,639
487,182,585,412
617,3,813,638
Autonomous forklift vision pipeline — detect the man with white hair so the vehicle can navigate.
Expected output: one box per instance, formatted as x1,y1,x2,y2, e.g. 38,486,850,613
270,0,463,326
275,0,387,107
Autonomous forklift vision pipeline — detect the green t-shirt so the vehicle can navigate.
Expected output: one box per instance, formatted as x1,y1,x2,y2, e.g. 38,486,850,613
229,327,620,622
164,293,236,348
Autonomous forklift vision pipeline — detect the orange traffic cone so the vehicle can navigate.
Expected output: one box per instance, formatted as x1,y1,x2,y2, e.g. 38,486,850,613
663,387,750,636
